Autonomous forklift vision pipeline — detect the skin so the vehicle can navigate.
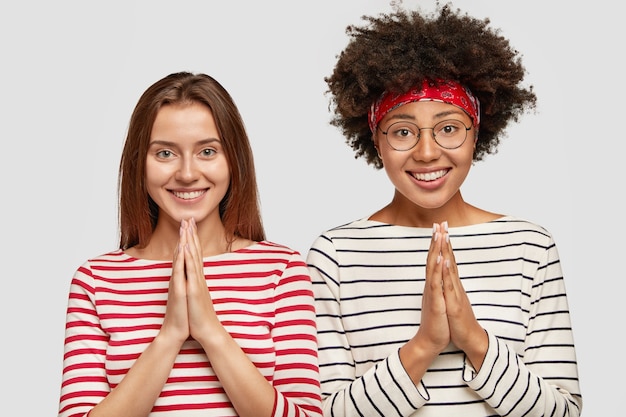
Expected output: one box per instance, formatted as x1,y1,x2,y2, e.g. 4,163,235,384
89,102,275,417
369,100,495,385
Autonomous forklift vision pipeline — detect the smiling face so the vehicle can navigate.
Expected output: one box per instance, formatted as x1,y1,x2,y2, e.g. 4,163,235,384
146,102,230,229
374,100,476,217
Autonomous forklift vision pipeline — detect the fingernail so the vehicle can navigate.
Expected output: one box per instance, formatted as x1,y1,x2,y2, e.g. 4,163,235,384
445,259,450,268
437,255,442,264
443,221,448,232
445,233,449,243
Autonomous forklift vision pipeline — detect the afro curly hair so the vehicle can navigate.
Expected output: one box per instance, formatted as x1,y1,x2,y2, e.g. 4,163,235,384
325,2,537,169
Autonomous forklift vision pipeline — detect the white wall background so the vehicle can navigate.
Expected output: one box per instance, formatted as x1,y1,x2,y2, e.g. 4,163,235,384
0,0,620,414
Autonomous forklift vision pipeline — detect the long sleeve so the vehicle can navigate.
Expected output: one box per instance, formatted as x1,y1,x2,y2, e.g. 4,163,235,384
465,236,582,416
269,250,323,417
308,234,427,416
58,261,110,417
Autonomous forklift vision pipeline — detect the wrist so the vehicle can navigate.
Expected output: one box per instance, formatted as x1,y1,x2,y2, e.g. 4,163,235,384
462,327,489,370
399,338,439,385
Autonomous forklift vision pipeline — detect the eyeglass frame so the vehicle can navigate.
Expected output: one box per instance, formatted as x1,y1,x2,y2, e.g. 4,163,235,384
377,119,472,151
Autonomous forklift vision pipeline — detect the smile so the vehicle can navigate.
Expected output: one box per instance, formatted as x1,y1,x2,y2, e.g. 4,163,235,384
412,169,448,181
172,190,206,200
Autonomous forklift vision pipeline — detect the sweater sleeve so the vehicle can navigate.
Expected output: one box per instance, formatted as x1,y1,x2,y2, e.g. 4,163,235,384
307,235,427,417
463,236,583,416
58,261,109,417
270,251,323,417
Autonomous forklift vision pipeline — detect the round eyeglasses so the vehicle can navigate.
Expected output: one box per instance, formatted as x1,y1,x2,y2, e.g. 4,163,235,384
378,119,471,151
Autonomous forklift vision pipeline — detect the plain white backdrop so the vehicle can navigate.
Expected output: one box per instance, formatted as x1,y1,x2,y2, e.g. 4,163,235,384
0,0,620,414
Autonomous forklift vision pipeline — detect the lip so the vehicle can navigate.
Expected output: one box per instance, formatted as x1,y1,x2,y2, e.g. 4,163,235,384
169,189,208,201
408,168,449,189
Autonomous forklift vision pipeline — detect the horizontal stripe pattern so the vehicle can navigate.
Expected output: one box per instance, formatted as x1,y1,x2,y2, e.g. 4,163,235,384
59,241,322,417
307,216,582,416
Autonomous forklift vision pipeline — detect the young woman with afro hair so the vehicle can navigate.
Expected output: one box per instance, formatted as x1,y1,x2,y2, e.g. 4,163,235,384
306,3,582,416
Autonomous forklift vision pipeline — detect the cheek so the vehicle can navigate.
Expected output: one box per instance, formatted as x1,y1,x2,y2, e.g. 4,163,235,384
456,145,475,167
205,159,231,185
378,147,405,170
144,160,170,186
380,153,408,184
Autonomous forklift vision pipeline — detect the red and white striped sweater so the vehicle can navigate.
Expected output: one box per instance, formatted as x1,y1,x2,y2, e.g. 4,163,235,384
58,241,322,417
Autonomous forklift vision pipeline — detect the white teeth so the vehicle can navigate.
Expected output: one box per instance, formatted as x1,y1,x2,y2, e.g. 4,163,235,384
173,190,205,200
413,169,447,181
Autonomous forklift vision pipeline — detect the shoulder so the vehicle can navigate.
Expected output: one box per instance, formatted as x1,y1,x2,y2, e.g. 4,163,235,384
459,216,557,251
313,217,396,240
70,249,139,288
75,249,169,278
485,216,553,238
242,240,300,255
233,241,307,263
311,217,436,246
307,218,434,264
76,249,129,269
232,242,312,282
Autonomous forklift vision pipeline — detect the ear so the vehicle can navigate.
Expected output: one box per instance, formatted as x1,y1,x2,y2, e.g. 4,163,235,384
373,142,382,159
372,135,382,159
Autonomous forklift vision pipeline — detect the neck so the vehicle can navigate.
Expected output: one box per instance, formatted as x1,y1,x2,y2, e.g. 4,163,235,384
131,215,230,260
371,190,481,228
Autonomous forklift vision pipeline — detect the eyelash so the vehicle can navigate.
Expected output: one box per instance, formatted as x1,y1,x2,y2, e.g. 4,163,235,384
154,148,217,159
156,150,173,158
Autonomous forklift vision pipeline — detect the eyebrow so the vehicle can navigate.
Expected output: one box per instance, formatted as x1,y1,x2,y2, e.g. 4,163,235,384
148,138,221,147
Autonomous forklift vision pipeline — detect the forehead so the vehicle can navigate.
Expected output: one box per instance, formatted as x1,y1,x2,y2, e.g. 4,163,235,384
150,102,218,141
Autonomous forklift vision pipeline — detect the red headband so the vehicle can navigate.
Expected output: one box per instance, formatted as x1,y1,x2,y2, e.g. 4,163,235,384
368,79,480,132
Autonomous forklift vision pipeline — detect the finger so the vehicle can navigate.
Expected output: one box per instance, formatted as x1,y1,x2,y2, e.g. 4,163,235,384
184,223,204,282
187,218,203,260
440,222,456,272
179,219,188,245
441,255,456,301
425,223,444,294
426,223,442,272
440,224,471,320
159,240,190,341
182,233,207,303
177,220,190,280
415,224,450,352
168,243,188,314
172,242,187,288
440,222,466,327
183,241,201,283
440,222,460,293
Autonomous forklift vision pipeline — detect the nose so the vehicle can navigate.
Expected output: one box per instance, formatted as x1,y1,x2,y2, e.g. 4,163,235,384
412,128,440,161
175,156,199,182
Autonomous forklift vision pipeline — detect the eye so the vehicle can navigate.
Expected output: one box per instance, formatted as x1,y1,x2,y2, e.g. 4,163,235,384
389,123,418,139
397,128,412,138
200,148,217,157
156,149,173,158
435,120,466,137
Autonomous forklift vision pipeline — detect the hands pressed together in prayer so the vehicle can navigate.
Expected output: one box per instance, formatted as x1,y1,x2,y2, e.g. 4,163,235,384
402,221,489,381
160,218,220,348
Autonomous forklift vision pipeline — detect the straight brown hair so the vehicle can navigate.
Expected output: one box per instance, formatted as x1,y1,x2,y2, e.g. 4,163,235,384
118,72,265,250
